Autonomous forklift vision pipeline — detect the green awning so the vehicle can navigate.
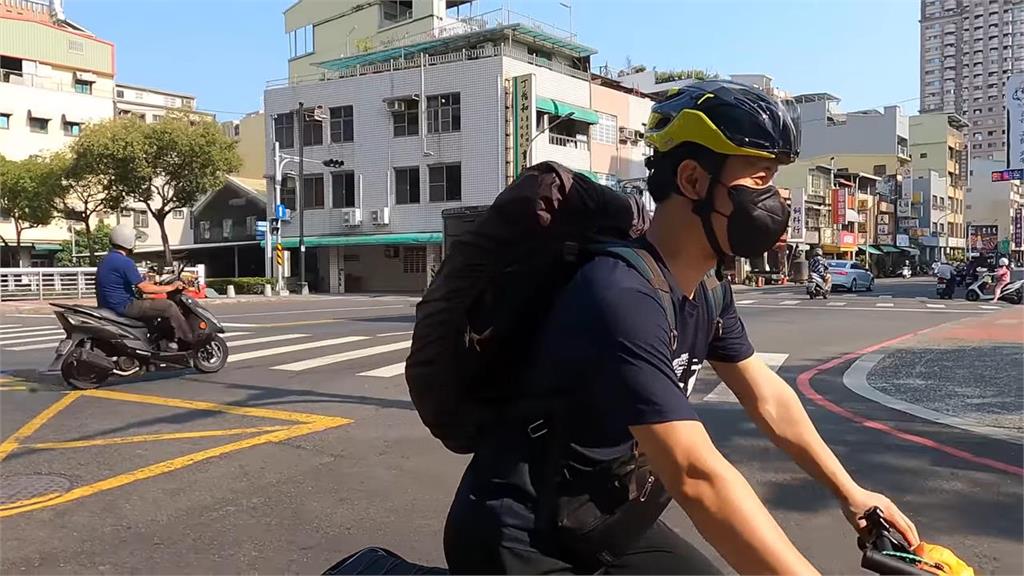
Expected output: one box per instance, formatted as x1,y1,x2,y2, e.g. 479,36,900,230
31,243,62,252
535,97,599,124
262,232,441,249
858,245,884,255
876,244,903,254
578,170,599,183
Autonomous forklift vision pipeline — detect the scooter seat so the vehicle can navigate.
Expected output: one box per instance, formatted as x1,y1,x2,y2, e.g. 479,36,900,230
71,305,149,329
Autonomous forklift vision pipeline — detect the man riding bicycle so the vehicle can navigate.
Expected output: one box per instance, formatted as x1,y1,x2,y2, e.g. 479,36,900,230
443,80,917,574
95,225,191,350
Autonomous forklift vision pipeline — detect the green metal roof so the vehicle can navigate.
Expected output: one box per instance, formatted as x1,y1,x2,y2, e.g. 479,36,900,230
535,97,599,124
858,245,883,255
263,232,441,249
31,243,62,252
875,244,904,254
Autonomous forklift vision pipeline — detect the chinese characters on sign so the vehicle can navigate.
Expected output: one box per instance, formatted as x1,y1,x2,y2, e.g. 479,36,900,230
512,74,535,177
991,168,1024,182
968,224,999,253
1007,73,1024,172
788,187,805,242
1014,207,1022,249
832,188,846,225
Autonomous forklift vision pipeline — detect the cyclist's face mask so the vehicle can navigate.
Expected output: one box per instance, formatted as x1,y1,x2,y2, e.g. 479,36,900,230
710,182,791,258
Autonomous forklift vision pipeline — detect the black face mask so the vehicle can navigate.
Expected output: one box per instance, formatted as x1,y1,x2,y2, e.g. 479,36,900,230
712,183,791,258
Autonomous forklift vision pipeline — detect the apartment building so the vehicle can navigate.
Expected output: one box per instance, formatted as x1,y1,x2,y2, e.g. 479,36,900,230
221,111,267,179
0,0,115,266
968,158,1024,259
265,9,636,293
910,112,970,254
920,0,1024,162
283,0,479,80
913,170,954,261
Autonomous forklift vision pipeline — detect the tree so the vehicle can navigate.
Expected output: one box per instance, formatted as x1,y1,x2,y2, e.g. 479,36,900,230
83,115,240,265
55,221,112,267
56,140,117,265
654,68,720,84
0,154,63,266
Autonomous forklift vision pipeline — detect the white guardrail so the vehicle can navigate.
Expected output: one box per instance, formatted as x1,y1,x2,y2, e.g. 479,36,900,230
0,266,206,302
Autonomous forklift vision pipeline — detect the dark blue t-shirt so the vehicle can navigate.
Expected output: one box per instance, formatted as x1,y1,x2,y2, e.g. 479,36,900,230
458,239,755,529
96,250,142,314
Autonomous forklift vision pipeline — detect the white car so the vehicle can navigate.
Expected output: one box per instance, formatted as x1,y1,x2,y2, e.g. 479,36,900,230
828,260,875,292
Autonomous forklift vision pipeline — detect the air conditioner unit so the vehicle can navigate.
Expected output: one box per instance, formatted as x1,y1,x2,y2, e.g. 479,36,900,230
385,100,406,112
619,127,638,141
371,207,391,225
341,208,362,226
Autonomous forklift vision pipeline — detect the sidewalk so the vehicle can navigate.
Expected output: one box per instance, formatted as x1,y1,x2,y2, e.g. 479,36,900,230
863,306,1024,438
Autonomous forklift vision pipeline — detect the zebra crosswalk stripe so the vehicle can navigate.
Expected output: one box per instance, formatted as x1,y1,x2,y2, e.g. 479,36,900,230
272,340,412,372
0,333,65,346
227,335,370,363
227,334,308,347
0,329,63,342
703,353,789,403
358,362,406,378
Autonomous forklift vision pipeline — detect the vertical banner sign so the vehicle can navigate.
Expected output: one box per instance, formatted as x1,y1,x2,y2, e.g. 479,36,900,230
832,188,845,225
1007,73,1024,171
898,172,912,217
788,187,805,242
968,224,999,253
512,74,535,177
1014,207,1023,249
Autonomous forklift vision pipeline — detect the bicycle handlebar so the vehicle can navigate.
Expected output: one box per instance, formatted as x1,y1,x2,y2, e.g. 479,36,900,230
859,507,931,575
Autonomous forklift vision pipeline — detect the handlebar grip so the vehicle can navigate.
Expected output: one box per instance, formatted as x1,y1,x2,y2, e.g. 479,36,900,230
861,550,930,575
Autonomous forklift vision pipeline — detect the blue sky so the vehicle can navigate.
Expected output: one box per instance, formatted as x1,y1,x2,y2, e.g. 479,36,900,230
67,0,921,120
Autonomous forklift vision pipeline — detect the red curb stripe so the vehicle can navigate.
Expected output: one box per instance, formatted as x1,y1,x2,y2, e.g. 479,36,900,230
795,329,1024,477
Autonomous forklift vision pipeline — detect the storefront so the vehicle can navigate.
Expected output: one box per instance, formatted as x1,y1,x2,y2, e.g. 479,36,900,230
822,231,858,261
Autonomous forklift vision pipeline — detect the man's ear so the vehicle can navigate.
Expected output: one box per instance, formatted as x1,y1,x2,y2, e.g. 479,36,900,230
675,159,707,202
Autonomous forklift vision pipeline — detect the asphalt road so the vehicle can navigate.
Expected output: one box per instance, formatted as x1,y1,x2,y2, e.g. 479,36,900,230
0,280,1020,575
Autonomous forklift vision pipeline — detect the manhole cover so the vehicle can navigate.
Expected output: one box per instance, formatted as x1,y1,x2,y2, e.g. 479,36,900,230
0,474,73,507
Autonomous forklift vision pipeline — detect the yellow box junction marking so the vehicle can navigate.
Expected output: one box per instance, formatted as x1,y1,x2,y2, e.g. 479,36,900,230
0,390,352,518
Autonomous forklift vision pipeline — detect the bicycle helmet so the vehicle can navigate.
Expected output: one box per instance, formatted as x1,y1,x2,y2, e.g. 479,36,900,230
110,224,137,251
644,80,800,164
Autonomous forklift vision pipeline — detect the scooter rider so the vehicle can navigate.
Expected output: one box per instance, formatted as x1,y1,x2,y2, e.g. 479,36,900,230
809,247,832,291
95,225,192,350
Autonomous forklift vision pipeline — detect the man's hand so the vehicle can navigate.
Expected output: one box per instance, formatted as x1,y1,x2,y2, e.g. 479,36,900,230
841,486,919,547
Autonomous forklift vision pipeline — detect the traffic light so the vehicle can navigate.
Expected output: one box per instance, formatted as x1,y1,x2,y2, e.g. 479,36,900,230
322,158,345,168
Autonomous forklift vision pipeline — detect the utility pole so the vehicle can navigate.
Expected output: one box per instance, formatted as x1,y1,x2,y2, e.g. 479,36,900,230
297,102,307,295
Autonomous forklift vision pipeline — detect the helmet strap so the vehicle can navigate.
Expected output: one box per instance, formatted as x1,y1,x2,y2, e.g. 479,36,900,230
691,169,728,281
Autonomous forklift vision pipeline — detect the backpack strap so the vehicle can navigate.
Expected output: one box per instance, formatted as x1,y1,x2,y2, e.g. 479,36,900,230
700,268,726,339
595,245,677,350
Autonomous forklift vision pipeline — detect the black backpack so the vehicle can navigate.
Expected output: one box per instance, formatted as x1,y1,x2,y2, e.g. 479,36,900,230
405,161,725,455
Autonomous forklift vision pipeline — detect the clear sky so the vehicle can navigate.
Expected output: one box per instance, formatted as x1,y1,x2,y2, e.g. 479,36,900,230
66,0,921,121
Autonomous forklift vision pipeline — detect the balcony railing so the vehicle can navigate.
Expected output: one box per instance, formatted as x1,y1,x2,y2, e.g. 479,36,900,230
369,8,575,54
0,68,112,98
548,133,590,150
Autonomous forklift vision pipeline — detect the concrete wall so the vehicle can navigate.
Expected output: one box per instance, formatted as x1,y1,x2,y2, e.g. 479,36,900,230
967,158,1024,248
236,112,266,179
798,100,909,158
589,82,653,182
0,17,114,75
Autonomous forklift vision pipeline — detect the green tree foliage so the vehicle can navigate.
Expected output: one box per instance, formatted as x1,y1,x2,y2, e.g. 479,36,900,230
0,154,64,266
654,68,720,83
55,221,113,267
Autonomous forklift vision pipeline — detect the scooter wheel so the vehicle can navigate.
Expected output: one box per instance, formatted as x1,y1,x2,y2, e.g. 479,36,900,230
60,354,109,390
193,335,228,373
965,291,980,302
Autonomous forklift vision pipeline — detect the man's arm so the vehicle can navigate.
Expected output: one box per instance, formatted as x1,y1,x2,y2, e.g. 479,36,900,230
631,421,819,575
710,356,919,546
136,279,183,295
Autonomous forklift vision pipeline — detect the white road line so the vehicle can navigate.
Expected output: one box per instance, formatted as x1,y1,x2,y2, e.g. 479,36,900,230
736,300,758,304
220,332,253,338
843,354,1020,443
227,334,308,347
358,361,406,378
0,329,64,343
778,300,799,306
6,314,51,318
272,340,412,372
995,319,1017,325
878,295,893,298
925,303,946,308
0,334,65,346
227,335,370,363
376,331,414,337
221,322,259,328
220,305,408,318
0,324,21,329
875,303,895,308
735,303,990,313
826,302,846,307
980,305,1002,310
5,341,62,351
703,353,788,403
0,325,57,334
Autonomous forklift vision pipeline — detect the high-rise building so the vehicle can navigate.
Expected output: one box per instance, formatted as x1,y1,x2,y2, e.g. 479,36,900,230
919,0,1024,162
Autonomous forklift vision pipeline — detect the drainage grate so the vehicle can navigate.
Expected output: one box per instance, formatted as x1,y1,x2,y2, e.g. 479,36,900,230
0,474,73,507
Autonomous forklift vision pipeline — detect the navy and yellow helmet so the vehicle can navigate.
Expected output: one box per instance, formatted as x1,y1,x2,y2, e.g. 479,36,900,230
645,80,800,165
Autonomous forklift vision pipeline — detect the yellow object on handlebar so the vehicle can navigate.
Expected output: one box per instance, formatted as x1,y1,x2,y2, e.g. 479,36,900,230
911,542,975,576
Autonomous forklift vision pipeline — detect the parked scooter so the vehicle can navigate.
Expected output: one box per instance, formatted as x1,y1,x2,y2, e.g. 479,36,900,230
963,272,1023,304
900,262,913,279
806,272,830,299
47,263,228,389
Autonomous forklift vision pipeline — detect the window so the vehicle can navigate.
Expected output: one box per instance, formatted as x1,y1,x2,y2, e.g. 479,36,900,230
246,216,257,235
428,163,462,202
172,209,185,219
394,167,420,204
392,103,418,137
402,246,426,274
152,114,163,123
200,221,211,239
67,38,85,54
381,0,413,26
29,118,48,133
301,108,323,146
73,80,92,95
593,112,617,145
115,89,124,98
133,210,149,228
331,171,356,208
0,114,8,129
63,121,81,137
281,177,296,210
223,218,233,239
288,24,314,59
329,105,354,143
302,174,325,209
426,93,460,133
274,113,294,149
872,164,887,176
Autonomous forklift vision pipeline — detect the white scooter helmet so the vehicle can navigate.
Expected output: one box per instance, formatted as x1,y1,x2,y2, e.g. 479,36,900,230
998,257,1009,267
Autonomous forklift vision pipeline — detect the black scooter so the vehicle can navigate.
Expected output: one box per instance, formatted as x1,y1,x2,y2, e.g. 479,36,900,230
47,263,228,389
